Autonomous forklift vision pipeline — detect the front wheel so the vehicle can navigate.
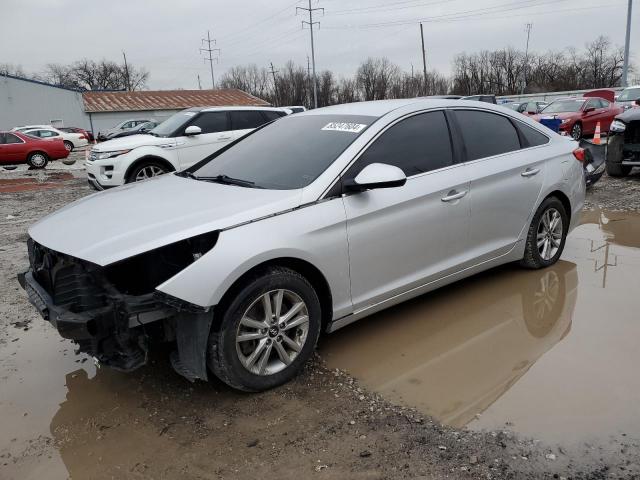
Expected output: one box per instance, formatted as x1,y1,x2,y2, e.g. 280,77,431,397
208,267,321,391
570,123,582,141
605,162,632,177
127,161,169,183
521,197,568,269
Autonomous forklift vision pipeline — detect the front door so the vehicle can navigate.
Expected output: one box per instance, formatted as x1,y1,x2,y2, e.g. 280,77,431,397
342,110,470,311
176,111,233,169
453,109,546,264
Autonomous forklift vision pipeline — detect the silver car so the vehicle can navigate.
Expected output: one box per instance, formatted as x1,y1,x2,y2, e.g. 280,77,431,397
19,99,585,391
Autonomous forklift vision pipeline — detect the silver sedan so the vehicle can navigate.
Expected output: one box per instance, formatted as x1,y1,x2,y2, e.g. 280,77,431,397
22,99,585,391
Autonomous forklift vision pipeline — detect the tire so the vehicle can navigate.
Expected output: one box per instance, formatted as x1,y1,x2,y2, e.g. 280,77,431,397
26,151,49,169
570,123,582,141
520,197,568,269
208,267,322,392
63,141,74,152
605,162,631,177
126,160,169,183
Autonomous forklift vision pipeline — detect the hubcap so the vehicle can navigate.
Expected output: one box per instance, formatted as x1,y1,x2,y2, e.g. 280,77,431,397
31,154,46,167
537,208,563,261
235,289,310,376
135,165,165,181
64,142,72,151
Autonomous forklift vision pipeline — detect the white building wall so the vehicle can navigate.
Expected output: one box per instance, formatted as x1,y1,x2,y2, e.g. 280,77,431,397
0,75,90,130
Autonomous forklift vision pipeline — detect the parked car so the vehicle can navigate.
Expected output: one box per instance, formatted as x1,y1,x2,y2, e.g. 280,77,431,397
85,106,290,190
15,126,88,152
460,94,497,104
605,101,640,177
426,95,463,100
19,99,585,392
106,121,158,140
97,119,151,142
59,127,94,143
283,106,307,114
533,97,624,140
0,131,69,168
503,102,523,111
515,101,548,115
616,85,640,111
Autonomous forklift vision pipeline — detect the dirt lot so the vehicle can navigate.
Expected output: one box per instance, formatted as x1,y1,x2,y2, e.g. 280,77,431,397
1,161,640,479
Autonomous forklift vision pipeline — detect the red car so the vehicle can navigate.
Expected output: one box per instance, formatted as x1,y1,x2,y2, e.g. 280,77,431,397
0,131,70,169
533,97,623,140
59,127,95,143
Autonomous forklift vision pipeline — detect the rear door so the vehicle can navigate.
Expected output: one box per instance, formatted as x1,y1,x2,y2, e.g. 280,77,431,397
342,110,470,311
175,111,231,169
453,109,548,264
228,110,272,141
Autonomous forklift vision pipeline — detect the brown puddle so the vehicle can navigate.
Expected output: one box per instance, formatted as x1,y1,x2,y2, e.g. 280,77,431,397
0,172,75,193
322,209,640,447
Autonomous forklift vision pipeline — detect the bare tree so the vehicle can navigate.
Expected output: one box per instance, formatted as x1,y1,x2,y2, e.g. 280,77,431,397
41,59,148,91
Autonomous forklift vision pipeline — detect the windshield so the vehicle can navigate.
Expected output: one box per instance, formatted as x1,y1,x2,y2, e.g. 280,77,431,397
618,87,640,102
191,114,376,190
541,100,585,113
150,111,197,137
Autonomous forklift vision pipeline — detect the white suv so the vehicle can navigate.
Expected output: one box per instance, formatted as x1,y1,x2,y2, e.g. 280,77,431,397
85,106,289,189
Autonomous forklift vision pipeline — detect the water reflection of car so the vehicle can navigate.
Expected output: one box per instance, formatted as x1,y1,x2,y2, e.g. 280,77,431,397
605,104,640,177
533,97,623,140
322,261,577,427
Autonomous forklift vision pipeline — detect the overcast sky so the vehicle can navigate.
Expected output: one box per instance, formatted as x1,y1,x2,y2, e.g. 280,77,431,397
3,0,638,90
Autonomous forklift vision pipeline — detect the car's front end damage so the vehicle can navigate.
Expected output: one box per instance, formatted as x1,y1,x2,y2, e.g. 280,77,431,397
606,108,640,172
18,231,219,380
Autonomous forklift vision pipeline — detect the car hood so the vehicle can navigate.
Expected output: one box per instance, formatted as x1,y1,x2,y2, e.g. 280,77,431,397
616,107,640,122
92,134,174,151
28,174,303,266
533,111,578,121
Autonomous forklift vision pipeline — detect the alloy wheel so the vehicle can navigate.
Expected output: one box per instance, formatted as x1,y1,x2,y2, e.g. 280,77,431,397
235,289,310,375
135,165,165,181
571,124,581,140
537,208,563,261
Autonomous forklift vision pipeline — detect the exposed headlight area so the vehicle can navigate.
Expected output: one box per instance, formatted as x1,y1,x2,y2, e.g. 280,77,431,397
610,119,627,133
93,149,132,160
560,119,571,125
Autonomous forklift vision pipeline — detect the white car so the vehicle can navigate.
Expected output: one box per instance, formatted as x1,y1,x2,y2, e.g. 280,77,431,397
15,126,88,152
86,106,289,190
616,85,640,110
20,99,585,392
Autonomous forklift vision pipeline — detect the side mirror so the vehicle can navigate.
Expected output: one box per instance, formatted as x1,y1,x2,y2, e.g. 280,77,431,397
584,107,595,113
345,163,407,192
635,99,640,106
184,125,202,136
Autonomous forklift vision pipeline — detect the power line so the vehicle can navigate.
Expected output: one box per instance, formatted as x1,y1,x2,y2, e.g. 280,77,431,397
327,0,455,16
216,0,301,42
297,0,324,109
200,30,220,89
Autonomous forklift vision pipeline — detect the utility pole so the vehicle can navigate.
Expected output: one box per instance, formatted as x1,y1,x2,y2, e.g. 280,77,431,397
269,62,280,106
521,23,532,95
197,74,202,90
420,23,427,95
122,51,131,91
297,0,324,109
622,0,633,87
200,30,220,89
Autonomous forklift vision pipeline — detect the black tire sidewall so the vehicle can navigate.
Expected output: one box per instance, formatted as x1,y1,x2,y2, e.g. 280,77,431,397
211,269,321,391
63,141,73,152
529,197,568,268
27,152,48,169
128,161,167,183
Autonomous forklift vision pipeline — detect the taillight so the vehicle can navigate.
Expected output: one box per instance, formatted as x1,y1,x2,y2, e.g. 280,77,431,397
572,148,585,162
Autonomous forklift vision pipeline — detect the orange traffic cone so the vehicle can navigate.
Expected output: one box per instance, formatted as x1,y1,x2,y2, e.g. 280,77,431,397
593,122,601,145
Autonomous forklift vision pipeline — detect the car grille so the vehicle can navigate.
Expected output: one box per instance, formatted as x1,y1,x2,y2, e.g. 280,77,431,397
624,121,640,144
28,240,107,313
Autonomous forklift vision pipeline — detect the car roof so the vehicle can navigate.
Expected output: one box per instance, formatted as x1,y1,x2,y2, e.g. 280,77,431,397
189,106,289,113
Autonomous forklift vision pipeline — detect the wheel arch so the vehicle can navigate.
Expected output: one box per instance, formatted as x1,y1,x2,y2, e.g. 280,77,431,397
124,155,176,182
214,256,334,332
543,189,572,224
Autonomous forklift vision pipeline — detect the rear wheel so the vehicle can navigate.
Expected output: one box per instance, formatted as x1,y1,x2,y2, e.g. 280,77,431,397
126,160,169,183
208,267,321,392
26,151,49,169
63,141,74,152
605,162,631,177
570,123,582,141
521,197,568,269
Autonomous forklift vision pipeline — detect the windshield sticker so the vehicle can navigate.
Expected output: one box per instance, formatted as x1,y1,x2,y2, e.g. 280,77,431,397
322,122,367,133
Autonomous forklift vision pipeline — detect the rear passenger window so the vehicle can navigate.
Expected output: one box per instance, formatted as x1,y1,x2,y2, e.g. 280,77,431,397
5,133,22,144
262,111,286,122
190,112,228,134
455,110,521,161
230,111,269,130
348,111,453,177
517,123,549,147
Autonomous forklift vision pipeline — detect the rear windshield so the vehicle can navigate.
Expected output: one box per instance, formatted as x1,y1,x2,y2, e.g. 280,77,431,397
541,100,584,113
192,114,376,190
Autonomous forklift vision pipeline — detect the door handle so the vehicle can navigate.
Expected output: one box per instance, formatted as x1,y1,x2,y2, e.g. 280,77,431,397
521,168,540,177
217,135,232,140
441,190,468,202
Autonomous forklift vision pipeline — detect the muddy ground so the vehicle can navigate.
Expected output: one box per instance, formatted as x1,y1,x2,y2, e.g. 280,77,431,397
1,161,639,479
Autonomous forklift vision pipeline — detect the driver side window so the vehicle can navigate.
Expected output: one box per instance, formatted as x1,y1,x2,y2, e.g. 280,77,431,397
345,111,454,180
188,112,229,134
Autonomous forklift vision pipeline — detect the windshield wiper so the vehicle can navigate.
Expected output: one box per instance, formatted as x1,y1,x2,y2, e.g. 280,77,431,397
177,171,198,180
184,173,262,188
